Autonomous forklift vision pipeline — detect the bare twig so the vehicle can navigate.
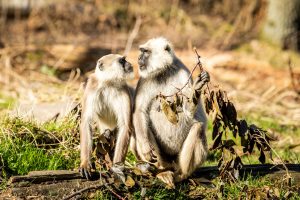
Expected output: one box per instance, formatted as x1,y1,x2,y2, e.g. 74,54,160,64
194,48,211,94
288,58,299,94
123,16,142,56
158,48,204,98
158,48,211,99
62,183,103,200
62,183,124,200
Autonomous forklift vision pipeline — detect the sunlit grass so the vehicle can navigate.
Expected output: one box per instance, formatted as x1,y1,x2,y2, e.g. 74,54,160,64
0,115,80,178
0,113,299,199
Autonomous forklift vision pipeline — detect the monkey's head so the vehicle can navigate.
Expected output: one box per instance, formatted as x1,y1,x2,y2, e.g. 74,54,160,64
95,54,134,81
138,37,174,78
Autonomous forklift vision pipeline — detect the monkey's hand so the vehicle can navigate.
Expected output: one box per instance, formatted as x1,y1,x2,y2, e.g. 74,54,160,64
79,160,92,180
156,171,175,189
139,143,158,164
193,71,210,92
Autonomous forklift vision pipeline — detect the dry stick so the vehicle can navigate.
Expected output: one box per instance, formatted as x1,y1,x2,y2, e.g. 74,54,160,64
288,58,299,94
259,135,292,182
123,16,142,56
62,183,124,200
194,48,211,95
158,49,203,98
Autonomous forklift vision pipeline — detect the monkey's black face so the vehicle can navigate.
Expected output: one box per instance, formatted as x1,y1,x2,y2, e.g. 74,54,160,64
138,48,151,70
119,56,133,73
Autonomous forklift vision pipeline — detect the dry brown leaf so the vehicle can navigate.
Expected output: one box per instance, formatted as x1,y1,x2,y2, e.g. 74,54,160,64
125,176,135,188
161,98,178,124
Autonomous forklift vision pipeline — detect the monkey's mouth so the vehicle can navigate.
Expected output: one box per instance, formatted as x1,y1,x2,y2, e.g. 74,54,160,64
124,63,133,73
125,67,133,73
139,65,147,70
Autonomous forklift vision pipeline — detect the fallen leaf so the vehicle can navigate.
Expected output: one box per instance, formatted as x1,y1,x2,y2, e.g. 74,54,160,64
125,176,135,188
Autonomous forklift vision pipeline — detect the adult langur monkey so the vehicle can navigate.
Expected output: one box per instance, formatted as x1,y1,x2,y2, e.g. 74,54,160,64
80,54,134,179
132,37,210,186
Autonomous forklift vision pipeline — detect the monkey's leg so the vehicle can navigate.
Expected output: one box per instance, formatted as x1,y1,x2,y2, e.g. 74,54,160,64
133,112,159,163
129,135,141,160
113,125,130,164
135,129,161,165
79,118,93,180
176,122,208,182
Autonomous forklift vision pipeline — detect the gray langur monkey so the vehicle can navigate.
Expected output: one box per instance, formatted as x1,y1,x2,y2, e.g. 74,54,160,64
131,37,210,186
80,54,134,179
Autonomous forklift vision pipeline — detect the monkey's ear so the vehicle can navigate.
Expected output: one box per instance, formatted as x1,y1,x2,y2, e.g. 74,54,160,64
165,45,171,52
97,61,104,70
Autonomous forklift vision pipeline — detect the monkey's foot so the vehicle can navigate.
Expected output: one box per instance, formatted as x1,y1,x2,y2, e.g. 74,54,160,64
139,145,158,164
174,173,187,183
79,161,92,180
156,171,175,189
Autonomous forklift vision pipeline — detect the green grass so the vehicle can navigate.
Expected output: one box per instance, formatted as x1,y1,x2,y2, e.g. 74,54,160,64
204,112,300,167
0,114,299,199
0,115,80,179
0,93,15,110
0,139,76,175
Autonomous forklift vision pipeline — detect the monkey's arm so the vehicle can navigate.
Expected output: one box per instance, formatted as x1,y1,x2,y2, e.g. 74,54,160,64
184,71,210,117
133,96,157,163
112,94,132,164
79,89,96,180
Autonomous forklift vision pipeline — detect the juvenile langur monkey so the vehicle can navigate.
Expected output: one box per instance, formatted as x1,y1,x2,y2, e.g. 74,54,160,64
80,54,134,179
132,37,210,186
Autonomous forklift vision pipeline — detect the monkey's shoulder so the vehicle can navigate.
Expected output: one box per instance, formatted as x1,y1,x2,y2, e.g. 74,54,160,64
86,73,99,91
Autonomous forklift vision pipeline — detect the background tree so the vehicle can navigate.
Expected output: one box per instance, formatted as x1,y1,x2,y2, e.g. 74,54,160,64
263,0,300,51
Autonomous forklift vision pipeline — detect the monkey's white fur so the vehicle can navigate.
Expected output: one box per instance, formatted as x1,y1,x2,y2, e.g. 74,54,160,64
138,37,174,78
95,54,134,81
80,54,133,179
133,37,208,184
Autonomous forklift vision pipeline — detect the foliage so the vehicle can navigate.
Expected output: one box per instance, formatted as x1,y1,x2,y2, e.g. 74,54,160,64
205,89,274,182
157,50,275,183
0,115,80,177
0,113,299,198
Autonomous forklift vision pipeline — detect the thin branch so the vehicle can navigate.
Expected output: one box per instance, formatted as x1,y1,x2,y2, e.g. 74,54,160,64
158,50,202,98
62,183,103,200
123,16,142,56
62,183,124,200
288,58,299,94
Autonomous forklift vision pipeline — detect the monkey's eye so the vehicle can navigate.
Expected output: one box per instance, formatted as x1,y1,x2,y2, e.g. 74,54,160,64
139,47,151,54
119,57,126,65
165,45,171,52
97,60,104,70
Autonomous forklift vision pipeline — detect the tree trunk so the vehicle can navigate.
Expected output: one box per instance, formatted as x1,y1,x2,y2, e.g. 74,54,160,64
263,0,300,50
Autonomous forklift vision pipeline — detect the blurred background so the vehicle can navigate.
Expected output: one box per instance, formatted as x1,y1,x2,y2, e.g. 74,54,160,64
0,0,299,143
0,2,300,197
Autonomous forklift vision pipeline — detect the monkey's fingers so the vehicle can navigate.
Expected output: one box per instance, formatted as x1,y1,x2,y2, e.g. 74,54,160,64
80,167,92,180
200,71,210,81
156,171,175,189
148,149,158,164
194,71,210,92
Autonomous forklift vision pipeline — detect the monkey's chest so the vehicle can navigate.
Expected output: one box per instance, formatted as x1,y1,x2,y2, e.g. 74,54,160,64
95,99,117,129
149,108,191,155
